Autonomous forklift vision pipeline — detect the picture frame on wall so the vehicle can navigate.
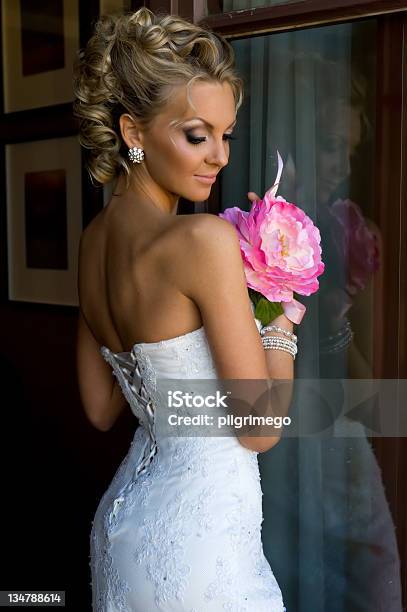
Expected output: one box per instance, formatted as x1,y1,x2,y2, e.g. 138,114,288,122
1,0,80,113
5,135,82,306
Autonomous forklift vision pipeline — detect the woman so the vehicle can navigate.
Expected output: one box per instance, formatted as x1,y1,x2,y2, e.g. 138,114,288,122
74,8,297,611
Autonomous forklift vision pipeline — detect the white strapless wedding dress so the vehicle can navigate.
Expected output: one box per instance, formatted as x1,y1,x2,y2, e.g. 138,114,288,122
90,322,286,612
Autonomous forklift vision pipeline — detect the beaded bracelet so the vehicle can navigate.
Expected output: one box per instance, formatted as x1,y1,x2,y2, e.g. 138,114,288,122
261,335,297,359
263,344,297,360
261,325,297,343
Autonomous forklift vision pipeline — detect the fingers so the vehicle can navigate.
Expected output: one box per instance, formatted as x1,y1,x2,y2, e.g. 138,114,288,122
247,191,261,202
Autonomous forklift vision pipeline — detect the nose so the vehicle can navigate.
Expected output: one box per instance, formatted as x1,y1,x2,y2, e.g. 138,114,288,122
206,138,229,169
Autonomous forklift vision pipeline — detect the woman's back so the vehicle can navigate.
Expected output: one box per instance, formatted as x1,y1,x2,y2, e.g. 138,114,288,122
78,190,203,354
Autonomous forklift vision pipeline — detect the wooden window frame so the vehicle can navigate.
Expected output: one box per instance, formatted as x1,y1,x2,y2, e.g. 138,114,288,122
195,0,407,32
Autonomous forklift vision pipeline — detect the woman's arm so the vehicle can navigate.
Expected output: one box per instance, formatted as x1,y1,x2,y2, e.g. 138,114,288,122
76,308,128,431
177,214,295,453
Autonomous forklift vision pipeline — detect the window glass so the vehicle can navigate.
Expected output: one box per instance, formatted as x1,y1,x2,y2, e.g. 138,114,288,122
221,20,403,611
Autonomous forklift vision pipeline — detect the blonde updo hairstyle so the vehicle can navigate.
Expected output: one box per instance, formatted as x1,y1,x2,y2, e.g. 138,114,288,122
72,7,244,190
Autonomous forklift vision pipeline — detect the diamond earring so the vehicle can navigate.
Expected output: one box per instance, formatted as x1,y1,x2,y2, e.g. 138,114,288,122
128,146,144,164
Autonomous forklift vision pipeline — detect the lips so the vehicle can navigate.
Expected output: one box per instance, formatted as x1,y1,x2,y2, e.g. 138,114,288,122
194,174,217,185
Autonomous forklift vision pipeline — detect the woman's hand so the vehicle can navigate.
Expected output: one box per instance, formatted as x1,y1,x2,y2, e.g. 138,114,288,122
247,191,261,204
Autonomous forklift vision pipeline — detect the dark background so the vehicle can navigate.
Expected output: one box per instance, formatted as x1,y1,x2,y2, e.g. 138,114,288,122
0,304,137,609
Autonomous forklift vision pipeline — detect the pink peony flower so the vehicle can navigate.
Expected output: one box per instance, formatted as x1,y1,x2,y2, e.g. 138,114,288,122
219,151,325,324
329,198,380,296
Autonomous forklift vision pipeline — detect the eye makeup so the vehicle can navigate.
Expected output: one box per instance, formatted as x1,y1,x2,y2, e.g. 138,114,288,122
185,132,237,146
183,116,237,130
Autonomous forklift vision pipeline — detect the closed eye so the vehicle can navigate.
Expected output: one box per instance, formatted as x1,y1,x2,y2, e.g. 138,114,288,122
186,133,237,145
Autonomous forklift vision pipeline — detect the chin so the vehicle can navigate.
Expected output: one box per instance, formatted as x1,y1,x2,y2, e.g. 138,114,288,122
186,188,212,201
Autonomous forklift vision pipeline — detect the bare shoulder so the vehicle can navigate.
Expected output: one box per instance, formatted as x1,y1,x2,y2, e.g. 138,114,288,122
183,212,237,238
188,213,244,284
170,213,241,263
171,212,237,241
167,213,243,293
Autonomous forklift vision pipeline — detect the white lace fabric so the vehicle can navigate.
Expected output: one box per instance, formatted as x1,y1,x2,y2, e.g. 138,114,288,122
90,325,286,611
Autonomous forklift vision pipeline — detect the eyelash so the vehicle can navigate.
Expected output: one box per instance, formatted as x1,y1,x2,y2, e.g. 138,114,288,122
186,133,237,146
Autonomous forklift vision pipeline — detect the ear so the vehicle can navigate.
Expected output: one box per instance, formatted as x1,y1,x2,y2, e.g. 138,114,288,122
119,113,145,150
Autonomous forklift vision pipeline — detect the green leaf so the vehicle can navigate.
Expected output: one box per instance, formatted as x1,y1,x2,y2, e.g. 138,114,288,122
248,288,284,326
248,287,261,305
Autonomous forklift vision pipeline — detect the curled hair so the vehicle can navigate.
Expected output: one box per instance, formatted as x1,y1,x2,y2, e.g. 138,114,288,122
72,7,244,188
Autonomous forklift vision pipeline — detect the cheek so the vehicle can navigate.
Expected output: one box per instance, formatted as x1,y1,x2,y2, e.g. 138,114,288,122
147,132,205,183
147,143,183,175
169,139,203,173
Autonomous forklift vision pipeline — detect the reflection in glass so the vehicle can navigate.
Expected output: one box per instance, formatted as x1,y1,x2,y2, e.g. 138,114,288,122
220,21,402,611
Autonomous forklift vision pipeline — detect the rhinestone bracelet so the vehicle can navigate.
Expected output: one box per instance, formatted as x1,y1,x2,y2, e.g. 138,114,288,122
320,321,352,345
262,342,297,360
261,325,297,342
261,335,296,346
320,327,354,354
262,336,298,353
261,335,297,359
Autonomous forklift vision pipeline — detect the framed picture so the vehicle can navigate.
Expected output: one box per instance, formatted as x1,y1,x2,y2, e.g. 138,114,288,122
1,0,79,113
5,135,82,306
